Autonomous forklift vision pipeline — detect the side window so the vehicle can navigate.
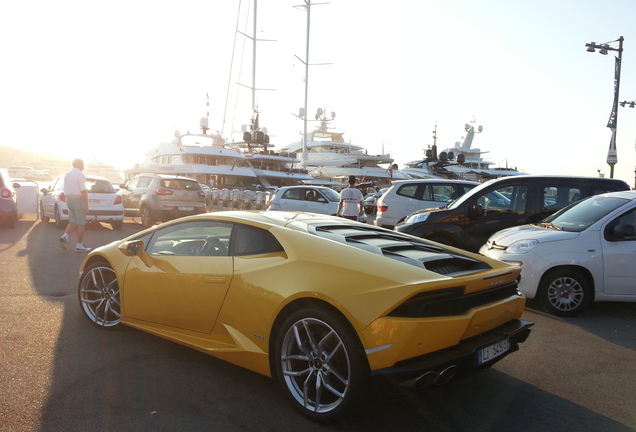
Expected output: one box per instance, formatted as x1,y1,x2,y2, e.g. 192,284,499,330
126,177,140,188
230,224,284,256
605,209,636,241
431,184,458,203
282,188,303,200
478,185,527,213
397,184,418,199
543,186,582,210
146,221,232,256
138,177,152,188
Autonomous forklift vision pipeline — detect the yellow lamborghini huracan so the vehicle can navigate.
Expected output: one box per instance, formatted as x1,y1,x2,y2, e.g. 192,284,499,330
78,211,533,421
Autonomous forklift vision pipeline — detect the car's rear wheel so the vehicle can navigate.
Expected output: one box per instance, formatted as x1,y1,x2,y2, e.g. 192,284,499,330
78,261,121,328
538,268,592,317
140,205,155,228
40,203,50,223
110,221,123,230
274,307,369,421
55,205,68,229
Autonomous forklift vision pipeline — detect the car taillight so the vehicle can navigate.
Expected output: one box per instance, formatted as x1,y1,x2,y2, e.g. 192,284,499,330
155,188,173,196
378,204,388,213
197,191,206,198
113,195,122,205
60,193,66,202
0,187,11,199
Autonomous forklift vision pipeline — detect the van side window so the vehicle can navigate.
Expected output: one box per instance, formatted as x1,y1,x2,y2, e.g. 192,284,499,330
478,185,528,214
543,186,582,210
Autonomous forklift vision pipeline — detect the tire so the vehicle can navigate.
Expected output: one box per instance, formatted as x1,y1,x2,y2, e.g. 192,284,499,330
40,203,50,223
140,205,156,228
110,220,123,230
538,268,592,317
274,307,369,421
55,206,68,229
78,261,122,329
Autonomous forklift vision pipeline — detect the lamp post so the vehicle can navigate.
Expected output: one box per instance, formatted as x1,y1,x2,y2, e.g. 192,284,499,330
585,36,624,179
620,100,636,188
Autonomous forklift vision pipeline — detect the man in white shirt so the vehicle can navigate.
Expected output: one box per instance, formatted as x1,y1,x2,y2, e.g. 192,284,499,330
59,159,91,252
337,175,364,221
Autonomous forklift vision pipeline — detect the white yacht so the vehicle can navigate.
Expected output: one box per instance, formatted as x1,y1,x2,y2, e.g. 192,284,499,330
403,120,524,181
279,109,409,187
124,119,258,189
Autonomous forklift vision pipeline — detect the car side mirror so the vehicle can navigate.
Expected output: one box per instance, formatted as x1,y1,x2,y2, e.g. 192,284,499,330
12,182,21,189
119,240,154,266
119,183,128,190
40,188,49,194
468,204,484,219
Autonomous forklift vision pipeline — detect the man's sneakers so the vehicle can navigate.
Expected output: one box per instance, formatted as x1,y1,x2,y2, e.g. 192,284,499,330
75,244,92,253
59,236,68,251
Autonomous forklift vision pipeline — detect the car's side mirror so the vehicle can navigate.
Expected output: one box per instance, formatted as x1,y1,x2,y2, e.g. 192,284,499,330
468,204,484,219
119,183,128,190
40,188,49,194
119,240,154,267
12,182,21,189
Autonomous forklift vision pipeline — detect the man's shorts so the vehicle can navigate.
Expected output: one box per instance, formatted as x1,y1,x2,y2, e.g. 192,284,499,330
66,197,87,225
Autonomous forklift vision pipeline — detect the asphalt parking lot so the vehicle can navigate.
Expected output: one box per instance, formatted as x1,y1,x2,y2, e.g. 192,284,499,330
1,216,635,432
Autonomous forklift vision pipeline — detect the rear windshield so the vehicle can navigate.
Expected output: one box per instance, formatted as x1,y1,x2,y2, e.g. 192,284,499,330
160,179,202,190
87,179,115,193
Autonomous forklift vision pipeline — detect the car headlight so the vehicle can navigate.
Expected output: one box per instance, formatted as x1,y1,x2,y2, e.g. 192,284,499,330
405,212,430,224
506,239,538,254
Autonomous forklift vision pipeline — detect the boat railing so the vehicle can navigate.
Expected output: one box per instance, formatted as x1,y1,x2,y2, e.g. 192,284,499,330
208,188,275,211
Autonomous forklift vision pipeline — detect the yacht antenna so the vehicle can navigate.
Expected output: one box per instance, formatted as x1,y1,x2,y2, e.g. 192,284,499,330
294,1,331,167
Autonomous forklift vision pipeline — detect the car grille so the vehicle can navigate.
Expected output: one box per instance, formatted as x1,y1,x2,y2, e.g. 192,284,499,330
313,224,491,276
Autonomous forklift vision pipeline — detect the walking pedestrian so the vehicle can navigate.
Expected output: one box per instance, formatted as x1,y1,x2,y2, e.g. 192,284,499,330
337,175,364,221
59,159,91,252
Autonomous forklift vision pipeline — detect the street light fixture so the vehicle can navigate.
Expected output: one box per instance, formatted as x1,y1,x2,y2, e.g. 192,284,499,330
585,36,624,179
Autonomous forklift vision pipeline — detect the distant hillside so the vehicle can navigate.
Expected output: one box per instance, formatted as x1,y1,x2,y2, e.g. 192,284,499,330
0,146,123,183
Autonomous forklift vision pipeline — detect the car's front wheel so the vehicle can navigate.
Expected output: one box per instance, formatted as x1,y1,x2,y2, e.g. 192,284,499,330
78,261,121,328
274,307,369,422
538,268,592,317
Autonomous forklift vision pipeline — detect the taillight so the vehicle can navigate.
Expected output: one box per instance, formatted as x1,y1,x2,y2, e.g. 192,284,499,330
154,188,173,196
378,204,388,213
0,187,11,199
60,193,66,202
114,195,122,205
197,191,206,198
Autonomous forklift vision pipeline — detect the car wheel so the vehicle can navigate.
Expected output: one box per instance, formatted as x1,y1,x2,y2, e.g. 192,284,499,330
40,203,50,223
55,205,68,229
274,307,369,421
78,261,121,329
110,221,123,230
538,268,592,317
140,205,155,228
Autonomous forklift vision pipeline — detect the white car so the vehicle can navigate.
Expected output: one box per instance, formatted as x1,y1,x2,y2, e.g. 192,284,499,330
267,186,340,215
374,179,478,229
40,175,125,229
480,190,636,316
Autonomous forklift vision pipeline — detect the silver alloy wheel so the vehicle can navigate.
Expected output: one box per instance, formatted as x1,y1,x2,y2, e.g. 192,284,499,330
546,275,584,313
79,264,121,328
280,317,351,415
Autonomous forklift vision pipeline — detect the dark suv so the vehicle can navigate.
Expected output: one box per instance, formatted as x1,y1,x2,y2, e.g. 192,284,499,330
118,174,207,227
395,175,631,252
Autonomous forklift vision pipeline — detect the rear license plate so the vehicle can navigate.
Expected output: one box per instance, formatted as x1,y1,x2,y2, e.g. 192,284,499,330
178,206,194,211
477,338,510,365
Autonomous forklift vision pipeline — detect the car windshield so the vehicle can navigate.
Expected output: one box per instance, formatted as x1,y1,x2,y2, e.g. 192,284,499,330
316,187,341,202
541,195,629,232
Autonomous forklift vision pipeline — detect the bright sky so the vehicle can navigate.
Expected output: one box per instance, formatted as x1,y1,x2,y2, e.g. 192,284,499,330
2,0,635,186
